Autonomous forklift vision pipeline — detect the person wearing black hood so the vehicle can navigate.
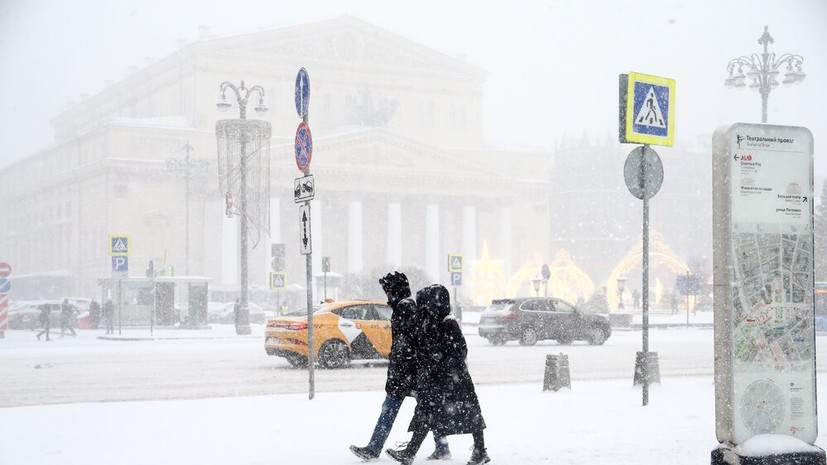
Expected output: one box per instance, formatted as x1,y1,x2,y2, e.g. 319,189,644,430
386,284,490,465
350,272,450,461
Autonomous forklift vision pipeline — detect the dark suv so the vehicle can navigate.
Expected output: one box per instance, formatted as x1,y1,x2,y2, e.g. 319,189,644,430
478,297,611,346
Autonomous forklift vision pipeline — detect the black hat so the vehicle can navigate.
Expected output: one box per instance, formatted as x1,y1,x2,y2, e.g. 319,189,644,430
379,271,410,297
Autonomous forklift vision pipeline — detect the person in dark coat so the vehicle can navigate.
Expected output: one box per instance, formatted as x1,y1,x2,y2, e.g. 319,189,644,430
59,298,76,337
350,272,450,461
89,300,101,329
103,299,115,334
36,304,51,341
387,284,490,465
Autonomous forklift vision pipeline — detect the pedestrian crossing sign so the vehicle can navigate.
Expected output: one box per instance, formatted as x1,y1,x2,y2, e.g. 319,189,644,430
270,272,287,291
621,72,676,147
109,235,130,256
448,254,463,273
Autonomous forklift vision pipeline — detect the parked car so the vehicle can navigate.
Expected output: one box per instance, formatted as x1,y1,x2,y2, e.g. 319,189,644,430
208,302,266,324
478,297,611,346
264,300,392,368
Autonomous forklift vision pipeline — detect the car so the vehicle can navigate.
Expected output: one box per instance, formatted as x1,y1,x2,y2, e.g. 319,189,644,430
208,301,266,324
477,297,611,346
264,300,392,368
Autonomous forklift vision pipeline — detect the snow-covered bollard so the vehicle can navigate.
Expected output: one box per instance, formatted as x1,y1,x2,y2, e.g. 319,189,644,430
543,353,570,391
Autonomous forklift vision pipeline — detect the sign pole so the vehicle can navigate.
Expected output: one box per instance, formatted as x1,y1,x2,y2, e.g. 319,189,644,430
641,143,650,407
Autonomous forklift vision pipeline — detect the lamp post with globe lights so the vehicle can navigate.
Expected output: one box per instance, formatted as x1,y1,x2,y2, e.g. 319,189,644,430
724,25,805,123
215,81,270,335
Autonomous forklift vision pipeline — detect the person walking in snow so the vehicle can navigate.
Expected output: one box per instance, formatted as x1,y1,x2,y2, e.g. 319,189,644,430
59,298,77,337
36,304,51,341
350,271,450,461
103,299,115,334
89,299,101,329
386,284,490,465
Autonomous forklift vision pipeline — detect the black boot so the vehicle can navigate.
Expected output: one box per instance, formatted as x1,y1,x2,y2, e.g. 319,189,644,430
466,447,490,465
386,444,416,465
349,445,379,461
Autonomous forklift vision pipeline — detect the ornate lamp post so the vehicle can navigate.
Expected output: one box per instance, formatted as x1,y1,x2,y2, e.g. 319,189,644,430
216,81,270,335
616,276,627,311
166,141,208,276
724,25,806,123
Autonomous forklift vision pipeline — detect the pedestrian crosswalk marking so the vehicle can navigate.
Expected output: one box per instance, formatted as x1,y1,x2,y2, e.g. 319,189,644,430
109,235,130,256
113,238,127,252
634,87,666,128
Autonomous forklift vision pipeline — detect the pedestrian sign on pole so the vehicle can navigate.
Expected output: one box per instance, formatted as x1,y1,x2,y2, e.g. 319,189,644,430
450,272,463,286
619,72,676,147
109,235,130,256
270,272,287,291
448,254,463,273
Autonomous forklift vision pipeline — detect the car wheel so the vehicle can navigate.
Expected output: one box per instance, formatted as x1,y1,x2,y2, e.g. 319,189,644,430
285,355,309,368
588,328,608,345
519,327,538,346
488,336,506,346
318,340,351,368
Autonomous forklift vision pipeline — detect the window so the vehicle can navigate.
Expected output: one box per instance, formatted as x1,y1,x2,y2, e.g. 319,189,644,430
336,305,367,320
554,300,576,314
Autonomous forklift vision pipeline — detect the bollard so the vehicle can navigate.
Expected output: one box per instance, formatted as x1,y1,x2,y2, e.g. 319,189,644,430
633,351,661,385
543,353,570,391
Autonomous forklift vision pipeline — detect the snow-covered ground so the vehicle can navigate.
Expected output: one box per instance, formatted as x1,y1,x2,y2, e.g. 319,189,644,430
1,311,825,465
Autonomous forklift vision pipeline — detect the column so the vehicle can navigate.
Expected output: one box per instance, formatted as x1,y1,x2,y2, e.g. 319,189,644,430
426,204,440,282
311,198,323,275
347,200,363,273
387,202,402,268
264,197,282,274
499,206,513,277
462,205,477,262
221,214,238,286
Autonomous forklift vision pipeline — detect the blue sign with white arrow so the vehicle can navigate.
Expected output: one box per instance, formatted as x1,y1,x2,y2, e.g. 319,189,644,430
295,68,310,118
0,278,10,293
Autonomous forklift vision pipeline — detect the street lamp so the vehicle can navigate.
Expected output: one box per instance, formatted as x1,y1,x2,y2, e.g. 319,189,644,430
616,276,627,310
531,276,543,298
166,141,208,276
724,25,805,123
215,81,270,336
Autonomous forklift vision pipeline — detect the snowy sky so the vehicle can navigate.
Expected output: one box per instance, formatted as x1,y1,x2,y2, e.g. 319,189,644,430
1,0,826,172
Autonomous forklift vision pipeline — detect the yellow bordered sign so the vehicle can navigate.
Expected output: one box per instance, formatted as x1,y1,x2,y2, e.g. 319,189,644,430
620,72,676,147
270,272,287,291
109,234,130,256
447,254,463,273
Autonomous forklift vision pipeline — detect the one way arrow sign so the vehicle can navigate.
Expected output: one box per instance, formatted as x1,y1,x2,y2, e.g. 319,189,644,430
299,203,312,255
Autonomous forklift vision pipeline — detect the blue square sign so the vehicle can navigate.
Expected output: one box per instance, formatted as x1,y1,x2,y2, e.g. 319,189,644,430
112,256,129,272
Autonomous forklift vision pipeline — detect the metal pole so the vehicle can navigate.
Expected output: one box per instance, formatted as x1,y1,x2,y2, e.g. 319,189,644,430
641,144,650,407
323,271,327,301
118,279,122,336
150,276,155,337
236,116,251,335
304,111,315,400
761,90,768,124
184,141,192,276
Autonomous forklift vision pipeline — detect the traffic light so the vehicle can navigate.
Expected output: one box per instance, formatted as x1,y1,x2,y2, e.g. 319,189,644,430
322,256,330,273
271,243,285,271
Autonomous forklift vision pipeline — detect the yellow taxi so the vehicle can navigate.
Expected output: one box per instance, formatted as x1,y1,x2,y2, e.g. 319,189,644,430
264,300,393,368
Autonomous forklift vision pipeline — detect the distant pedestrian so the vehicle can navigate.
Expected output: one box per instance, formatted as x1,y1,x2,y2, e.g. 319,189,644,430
60,298,77,337
89,300,101,329
632,289,640,310
36,304,51,341
233,299,241,330
670,293,678,315
103,299,115,334
350,272,450,462
386,284,490,465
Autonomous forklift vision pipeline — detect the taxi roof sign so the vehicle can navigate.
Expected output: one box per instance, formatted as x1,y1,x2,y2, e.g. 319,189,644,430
619,72,676,147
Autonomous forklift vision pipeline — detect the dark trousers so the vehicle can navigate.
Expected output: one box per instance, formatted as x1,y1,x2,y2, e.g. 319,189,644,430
366,393,447,454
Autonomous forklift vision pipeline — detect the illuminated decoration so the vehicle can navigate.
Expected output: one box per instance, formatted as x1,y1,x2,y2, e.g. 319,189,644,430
544,250,594,304
606,230,690,312
468,242,505,306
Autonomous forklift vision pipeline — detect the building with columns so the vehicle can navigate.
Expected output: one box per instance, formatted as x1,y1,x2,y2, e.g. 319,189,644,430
0,16,550,307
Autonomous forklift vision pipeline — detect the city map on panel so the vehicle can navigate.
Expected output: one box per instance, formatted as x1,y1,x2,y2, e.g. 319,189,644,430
731,222,812,370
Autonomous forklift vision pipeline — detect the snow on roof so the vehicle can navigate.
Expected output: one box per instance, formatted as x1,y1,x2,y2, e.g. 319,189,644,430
107,116,193,130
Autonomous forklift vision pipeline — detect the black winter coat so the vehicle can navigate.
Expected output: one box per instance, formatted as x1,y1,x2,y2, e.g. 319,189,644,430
409,284,486,436
385,296,418,397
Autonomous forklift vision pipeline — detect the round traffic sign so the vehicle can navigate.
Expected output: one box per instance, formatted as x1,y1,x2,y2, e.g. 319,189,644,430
541,264,550,281
623,145,663,200
294,122,313,173
0,262,10,278
295,68,310,118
